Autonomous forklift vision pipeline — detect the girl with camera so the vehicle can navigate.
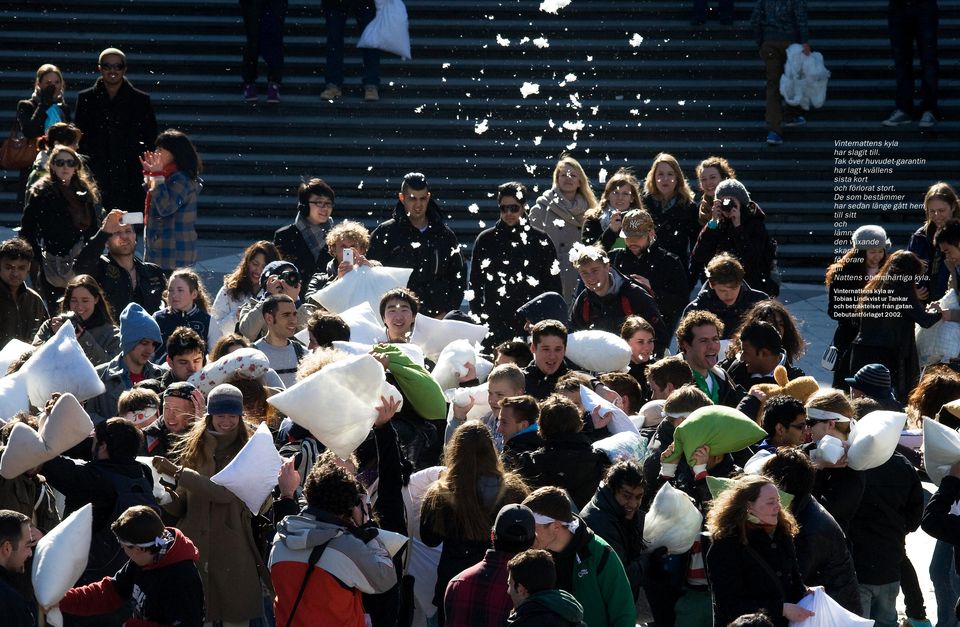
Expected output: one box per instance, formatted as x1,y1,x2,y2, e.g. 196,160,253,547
32,273,120,366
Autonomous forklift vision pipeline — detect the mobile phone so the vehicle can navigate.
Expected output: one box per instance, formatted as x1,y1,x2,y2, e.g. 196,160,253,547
122,211,144,225
343,248,354,264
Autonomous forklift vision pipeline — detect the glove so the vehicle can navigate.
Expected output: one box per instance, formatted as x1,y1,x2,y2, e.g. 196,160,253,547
40,84,57,107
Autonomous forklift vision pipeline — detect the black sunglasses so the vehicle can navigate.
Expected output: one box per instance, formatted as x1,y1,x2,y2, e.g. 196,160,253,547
499,203,523,213
52,158,78,168
100,62,125,71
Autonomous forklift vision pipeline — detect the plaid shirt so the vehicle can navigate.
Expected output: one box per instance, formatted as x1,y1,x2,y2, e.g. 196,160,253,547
145,170,199,270
443,549,513,627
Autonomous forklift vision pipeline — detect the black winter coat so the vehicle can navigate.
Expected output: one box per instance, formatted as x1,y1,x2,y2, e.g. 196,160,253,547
16,95,71,139
522,360,570,401
640,192,700,274
273,221,333,283
725,357,805,390
74,78,157,212
570,270,668,355
20,178,100,259
791,493,862,615
502,428,545,470
848,451,923,585
515,432,610,510
706,527,806,627
152,307,211,362
607,244,689,333
690,202,780,296
0,569,35,627
580,483,646,598
681,281,769,340
469,219,561,344
366,199,465,317
921,474,960,576
74,228,166,315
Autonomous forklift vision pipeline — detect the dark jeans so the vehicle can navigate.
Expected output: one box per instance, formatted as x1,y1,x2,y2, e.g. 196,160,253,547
240,0,287,83
760,40,801,132
323,5,380,86
888,0,939,114
692,0,734,22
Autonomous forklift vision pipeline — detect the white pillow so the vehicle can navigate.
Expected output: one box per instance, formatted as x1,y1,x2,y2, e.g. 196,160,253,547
0,338,32,377
0,393,94,479
579,385,640,436
188,347,271,395
916,289,960,366
566,330,632,373
0,371,30,422
211,422,283,514
33,503,93,627
268,354,403,460
432,339,478,391
332,341,426,369
922,417,960,486
846,410,907,471
593,431,647,463
448,383,491,423
23,321,106,407
136,456,173,505
792,586,873,626
340,302,389,345
310,265,412,315
642,483,702,555
377,529,409,558
409,314,489,362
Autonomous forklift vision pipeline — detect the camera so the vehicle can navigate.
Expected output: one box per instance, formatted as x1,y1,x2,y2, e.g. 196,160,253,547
278,268,300,288
720,197,735,213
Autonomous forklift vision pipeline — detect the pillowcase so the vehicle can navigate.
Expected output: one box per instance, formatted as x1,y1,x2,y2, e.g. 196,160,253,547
642,483,702,554
188,347,271,395
846,411,906,471
311,265,412,315
0,338,32,377
24,320,105,407
409,314,489,362
566,330,631,373
0,393,94,479
923,417,960,486
661,405,766,466
211,422,283,514
33,503,93,627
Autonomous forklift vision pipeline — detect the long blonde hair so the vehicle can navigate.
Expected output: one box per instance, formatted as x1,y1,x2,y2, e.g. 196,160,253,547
706,475,798,544
174,412,253,473
643,152,694,204
551,156,598,208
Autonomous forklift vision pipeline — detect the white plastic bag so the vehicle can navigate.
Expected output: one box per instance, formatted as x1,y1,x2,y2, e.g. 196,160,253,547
788,586,873,626
566,330,632,373
33,503,93,627
409,314,489,362
211,422,284,514
268,353,402,460
916,289,960,367
188,347,271,395
24,320,105,408
779,43,831,111
580,384,640,436
846,411,906,471
923,417,960,486
357,0,412,60
593,431,647,463
310,264,412,316
816,434,846,465
0,393,94,479
643,483,702,554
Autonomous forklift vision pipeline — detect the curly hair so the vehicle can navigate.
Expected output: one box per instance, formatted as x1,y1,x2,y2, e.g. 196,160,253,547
303,461,363,519
325,220,371,253
726,300,806,363
165,268,211,313
906,366,960,428
675,309,724,347
706,475,798,543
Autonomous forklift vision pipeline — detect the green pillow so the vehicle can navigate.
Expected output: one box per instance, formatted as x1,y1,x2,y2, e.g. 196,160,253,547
661,405,766,466
705,475,794,510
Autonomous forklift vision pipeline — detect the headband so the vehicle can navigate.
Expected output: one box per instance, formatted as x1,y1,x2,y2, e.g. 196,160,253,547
118,529,173,549
122,406,158,429
806,407,851,423
532,513,580,534
660,411,689,420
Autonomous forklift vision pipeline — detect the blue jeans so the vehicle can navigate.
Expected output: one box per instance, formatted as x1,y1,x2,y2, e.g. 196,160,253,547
323,5,380,86
859,581,900,627
931,539,960,627
887,0,939,114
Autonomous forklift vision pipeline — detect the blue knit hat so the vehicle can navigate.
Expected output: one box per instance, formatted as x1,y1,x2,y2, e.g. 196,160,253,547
207,383,244,416
119,303,163,356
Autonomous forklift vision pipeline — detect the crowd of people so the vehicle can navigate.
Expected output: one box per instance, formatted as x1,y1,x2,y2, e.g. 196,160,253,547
0,20,954,627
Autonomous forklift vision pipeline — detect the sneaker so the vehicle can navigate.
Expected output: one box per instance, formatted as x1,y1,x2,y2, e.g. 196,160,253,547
882,109,912,126
364,85,380,101
766,131,783,145
242,83,258,102
918,111,937,128
782,115,806,128
266,82,280,103
319,84,342,100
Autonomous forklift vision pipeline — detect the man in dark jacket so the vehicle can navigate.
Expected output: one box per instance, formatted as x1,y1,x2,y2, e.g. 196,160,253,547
761,448,862,615
0,237,48,347
273,178,336,281
569,245,668,355
515,395,610,511
470,182,562,347
507,549,586,627
580,461,646,601
74,211,166,317
0,510,35,627
847,444,923,626
74,48,158,212
682,253,768,340
499,395,544,470
366,172,465,317
725,320,805,389
606,209,689,334
522,320,571,401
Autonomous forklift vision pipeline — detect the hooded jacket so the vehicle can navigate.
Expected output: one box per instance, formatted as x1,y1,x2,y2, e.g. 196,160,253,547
508,589,586,626
269,509,397,627
681,281,769,340
470,218,562,344
59,528,204,627
690,201,780,296
580,483,646,599
87,352,166,424
366,198,465,317
518,291,569,327
607,243,689,332
515,433,610,510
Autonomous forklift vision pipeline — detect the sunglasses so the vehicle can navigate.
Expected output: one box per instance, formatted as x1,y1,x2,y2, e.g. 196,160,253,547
499,203,523,213
52,158,78,168
100,62,125,71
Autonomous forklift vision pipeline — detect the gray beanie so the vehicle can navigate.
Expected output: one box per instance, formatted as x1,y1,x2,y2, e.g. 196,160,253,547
207,383,244,416
715,179,750,209
851,225,891,251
